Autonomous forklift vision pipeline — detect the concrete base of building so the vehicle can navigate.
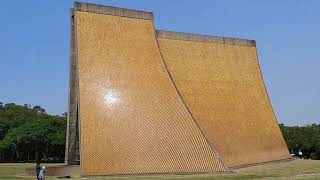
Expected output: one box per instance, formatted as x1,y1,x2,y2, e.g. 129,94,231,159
229,158,294,170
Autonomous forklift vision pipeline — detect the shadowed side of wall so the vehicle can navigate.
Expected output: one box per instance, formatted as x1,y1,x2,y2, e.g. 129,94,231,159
156,30,291,168
65,8,80,166
73,3,228,176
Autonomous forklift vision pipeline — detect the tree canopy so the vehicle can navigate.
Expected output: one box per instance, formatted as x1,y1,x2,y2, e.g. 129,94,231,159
0,102,66,162
280,124,320,160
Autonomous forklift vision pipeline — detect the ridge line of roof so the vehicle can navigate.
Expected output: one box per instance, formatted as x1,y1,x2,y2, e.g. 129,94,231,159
74,2,153,20
156,30,256,47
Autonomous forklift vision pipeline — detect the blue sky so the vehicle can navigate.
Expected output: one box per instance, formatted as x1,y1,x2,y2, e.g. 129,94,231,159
0,0,319,126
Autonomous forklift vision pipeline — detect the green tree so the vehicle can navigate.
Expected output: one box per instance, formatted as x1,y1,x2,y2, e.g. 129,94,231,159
0,103,66,162
280,123,320,159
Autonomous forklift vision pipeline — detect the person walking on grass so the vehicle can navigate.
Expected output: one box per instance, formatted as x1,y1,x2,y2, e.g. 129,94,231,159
35,162,41,180
38,166,46,180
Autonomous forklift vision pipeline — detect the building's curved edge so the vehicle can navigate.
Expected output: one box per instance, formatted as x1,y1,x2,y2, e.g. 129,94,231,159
229,158,294,170
152,24,230,173
156,30,256,47
74,2,153,20
253,47,292,159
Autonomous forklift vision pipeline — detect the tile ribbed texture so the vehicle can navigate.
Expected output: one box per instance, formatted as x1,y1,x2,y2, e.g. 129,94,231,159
75,11,228,176
157,38,291,167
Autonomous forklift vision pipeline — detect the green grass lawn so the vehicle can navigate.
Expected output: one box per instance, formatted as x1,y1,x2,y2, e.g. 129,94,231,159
0,163,64,180
0,159,319,180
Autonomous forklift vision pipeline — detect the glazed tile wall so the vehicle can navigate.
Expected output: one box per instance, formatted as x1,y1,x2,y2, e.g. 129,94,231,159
75,11,228,176
157,39,290,167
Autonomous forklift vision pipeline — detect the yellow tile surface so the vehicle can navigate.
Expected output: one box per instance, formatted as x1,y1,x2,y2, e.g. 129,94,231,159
76,11,227,176
157,39,290,167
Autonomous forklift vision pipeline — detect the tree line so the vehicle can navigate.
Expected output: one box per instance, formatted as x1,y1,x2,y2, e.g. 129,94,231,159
0,102,66,162
280,123,320,159
0,102,319,162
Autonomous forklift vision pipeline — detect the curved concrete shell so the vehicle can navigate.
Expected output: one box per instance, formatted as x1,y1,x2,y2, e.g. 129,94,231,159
72,3,228,176
65,2,291,176
156,31,291,168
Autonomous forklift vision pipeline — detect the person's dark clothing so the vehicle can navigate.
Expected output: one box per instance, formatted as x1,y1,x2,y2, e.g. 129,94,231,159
35,164,41,180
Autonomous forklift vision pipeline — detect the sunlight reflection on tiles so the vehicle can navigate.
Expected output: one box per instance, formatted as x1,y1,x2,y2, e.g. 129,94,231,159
103,89,121,108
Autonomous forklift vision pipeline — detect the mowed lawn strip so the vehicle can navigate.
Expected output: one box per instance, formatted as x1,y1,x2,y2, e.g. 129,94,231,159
0,160,319,180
